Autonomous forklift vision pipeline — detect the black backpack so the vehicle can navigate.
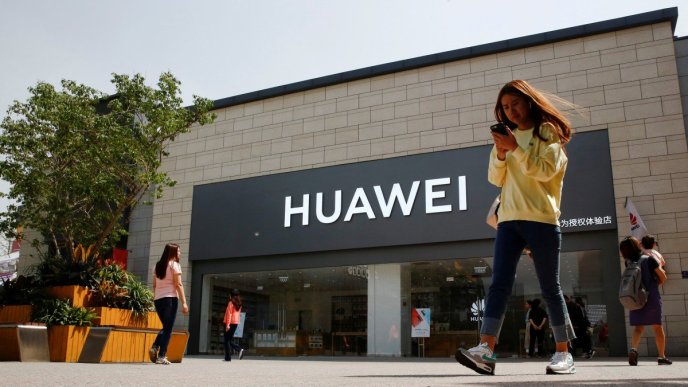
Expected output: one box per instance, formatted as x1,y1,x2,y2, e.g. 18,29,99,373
618,255,649,310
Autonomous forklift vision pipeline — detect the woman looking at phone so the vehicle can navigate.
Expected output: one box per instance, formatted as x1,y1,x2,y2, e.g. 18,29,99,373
456,80,576,375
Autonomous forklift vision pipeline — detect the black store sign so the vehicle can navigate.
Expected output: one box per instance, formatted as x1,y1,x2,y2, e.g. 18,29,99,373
190,130,615,261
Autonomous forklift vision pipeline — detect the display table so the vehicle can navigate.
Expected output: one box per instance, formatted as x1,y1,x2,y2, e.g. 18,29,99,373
331,331,366,356
422,330,479,357
253,330,325,356
306,333,325,355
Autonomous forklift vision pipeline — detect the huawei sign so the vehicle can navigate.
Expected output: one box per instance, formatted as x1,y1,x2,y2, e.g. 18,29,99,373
470,299,485,322
624,198,646,237
629,213,638,226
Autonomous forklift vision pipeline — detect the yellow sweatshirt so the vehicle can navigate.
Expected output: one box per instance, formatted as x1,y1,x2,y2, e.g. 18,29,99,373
488,122,568,226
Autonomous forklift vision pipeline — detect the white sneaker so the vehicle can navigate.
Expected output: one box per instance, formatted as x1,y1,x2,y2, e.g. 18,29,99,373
155,356,171,365
546,351,576,374
455,342,497,375
239,349,245,360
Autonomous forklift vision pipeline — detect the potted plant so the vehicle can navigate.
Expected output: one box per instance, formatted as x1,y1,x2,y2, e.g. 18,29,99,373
0,275,42,323
91,261,160,329
33,298,96,362
35,245,99,307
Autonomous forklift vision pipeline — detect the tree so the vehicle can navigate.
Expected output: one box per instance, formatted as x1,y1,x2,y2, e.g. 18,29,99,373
0,72,215,260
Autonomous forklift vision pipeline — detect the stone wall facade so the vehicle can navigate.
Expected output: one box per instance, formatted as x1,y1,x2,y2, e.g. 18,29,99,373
133,16,687,352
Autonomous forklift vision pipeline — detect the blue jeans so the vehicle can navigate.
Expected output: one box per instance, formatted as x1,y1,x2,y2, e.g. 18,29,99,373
480,221,575,343
224,324,242,360
153,297,178,357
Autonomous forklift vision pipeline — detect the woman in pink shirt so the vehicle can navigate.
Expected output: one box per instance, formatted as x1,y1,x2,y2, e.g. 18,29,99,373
223,289,244,361
149,243,188,365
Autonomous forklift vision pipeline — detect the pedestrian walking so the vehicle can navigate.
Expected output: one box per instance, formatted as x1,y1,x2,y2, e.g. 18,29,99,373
524,299,532,357
455,80,577,375
641,234,666,267
619,237,672,366
575,297,595,359
149,243,189,365
528,299,548,358
223,289,245,361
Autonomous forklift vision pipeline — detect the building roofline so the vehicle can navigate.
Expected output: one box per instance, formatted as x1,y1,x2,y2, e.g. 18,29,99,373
211,7,678,111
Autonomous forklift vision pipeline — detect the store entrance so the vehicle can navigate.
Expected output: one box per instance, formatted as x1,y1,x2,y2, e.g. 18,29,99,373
198,248,610,358
402,249,608,358
405,259,489,357
202,265,368,357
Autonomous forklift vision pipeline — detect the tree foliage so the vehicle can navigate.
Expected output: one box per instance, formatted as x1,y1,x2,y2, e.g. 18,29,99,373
0,72,215,259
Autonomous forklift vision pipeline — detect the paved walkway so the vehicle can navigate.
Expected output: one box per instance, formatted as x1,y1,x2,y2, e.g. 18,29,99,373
2,355,686,386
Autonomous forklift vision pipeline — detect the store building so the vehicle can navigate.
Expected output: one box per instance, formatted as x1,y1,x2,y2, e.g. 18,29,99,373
124,8,687,358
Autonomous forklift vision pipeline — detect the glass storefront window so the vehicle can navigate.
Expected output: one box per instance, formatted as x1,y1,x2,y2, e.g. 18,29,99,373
204,265,368,356
403,249,605,358
201,249,606,358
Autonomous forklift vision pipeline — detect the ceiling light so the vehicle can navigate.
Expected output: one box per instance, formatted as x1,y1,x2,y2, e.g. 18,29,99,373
474,266,488,274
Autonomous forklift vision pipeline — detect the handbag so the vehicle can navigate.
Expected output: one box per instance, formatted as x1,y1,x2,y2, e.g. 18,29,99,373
486,195,500,230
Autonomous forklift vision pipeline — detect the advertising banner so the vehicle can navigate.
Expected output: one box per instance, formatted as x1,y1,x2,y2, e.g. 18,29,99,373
411,308,431,338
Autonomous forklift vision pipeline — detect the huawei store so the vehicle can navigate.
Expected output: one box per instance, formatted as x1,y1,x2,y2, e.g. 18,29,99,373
189,131,623,358
129,8,687,358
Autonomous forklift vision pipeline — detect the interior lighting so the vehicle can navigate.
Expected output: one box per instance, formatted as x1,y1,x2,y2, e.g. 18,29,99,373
474,266,488,274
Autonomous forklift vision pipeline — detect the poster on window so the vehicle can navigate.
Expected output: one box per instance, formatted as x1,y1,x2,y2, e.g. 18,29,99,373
234,312,246,338
411,308,431,338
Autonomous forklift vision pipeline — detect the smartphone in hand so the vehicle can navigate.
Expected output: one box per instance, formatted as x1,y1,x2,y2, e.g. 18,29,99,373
490,122,509,136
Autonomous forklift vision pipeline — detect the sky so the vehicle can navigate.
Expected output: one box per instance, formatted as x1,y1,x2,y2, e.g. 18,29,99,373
0,0,686,214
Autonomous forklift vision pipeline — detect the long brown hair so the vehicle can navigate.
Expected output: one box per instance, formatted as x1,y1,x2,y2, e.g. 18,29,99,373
619,236,642,261
230,289,242,308
494,80,573,146
155,243,180,279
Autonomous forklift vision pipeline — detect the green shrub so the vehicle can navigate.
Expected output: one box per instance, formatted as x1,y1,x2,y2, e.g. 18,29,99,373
32,298,96,326
0,275,43,306
122,278,154,317
91,262,154,317
33,253,99,288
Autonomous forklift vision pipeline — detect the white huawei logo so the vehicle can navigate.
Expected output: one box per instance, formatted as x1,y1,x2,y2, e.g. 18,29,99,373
470,299,485,322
